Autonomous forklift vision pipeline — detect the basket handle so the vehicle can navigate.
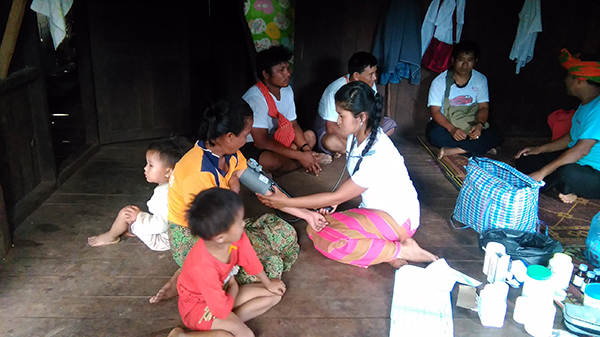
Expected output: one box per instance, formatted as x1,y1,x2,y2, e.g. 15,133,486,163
537,220,549,236
471,157,544,189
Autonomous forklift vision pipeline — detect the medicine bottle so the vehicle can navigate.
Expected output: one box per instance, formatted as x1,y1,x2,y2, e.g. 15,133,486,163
594,268,600,283
548,253,574,291
582,271,596,293
573,264,588,287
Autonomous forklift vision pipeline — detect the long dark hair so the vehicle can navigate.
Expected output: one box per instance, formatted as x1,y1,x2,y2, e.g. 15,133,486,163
198,98,253,146
334,81,384,174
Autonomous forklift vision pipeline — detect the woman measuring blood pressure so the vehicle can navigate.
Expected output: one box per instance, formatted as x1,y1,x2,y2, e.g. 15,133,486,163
258,81,438,268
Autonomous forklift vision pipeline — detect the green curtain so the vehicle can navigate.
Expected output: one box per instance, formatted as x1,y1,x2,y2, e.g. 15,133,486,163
244,0,295,58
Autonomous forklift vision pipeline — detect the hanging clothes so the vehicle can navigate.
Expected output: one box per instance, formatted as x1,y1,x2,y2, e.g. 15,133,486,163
509,0,542,74
372,0,422,85
244,0,295,53
421,0,465,57
30,0,73,49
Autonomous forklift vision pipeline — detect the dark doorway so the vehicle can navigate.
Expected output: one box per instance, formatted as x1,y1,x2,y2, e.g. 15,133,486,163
36,8,86,167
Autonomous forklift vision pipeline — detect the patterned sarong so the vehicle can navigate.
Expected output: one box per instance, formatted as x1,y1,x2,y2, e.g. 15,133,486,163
236,213,299,284
307,208,415,268
168,215,299,281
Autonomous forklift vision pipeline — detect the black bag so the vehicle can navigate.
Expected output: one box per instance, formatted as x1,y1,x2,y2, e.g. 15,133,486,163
479,228,563,266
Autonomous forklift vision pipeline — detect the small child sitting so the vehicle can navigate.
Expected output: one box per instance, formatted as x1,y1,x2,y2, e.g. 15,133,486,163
88,138,189,251
169,187,286,337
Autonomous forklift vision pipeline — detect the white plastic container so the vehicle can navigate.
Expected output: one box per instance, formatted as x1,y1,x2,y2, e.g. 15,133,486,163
483,242,506,275
584,283,600,310
524,302,556,337
513,296,530,324
549,253,574,291
478,284,508,328
522,265,553,304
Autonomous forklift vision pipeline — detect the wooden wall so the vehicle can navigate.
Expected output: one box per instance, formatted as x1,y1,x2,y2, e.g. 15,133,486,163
294,0,600,136
0,7,57,238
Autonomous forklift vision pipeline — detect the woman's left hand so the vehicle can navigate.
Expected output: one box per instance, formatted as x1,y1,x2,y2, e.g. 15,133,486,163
317,205,337,215
256,185,289,209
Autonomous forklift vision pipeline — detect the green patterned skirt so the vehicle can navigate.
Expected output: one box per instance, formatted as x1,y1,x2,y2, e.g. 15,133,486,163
167,214,299,283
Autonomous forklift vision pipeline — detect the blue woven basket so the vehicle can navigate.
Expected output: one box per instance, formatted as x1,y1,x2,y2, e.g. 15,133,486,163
451,157,545,233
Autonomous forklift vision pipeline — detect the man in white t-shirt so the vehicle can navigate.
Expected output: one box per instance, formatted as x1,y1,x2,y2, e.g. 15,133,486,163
241,46,330,176
425,40,502,158
315,52,398,157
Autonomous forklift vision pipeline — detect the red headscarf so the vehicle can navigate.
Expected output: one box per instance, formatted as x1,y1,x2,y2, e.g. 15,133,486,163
559,49,600,83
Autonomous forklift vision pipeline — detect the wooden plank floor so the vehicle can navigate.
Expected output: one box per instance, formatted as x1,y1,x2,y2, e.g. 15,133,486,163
0,136,566,336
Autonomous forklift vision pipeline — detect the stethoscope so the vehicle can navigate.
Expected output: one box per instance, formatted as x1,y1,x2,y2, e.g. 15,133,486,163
331,118,366,191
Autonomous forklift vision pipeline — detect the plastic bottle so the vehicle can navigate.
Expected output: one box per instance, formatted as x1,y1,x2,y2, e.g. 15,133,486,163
524,302,556,337
478,283,508,328
582,271,596,293
513,296,530,324
522,265,553,304
573,264,589,287
584,283,600,309
548,253,574,291
594,268,600,282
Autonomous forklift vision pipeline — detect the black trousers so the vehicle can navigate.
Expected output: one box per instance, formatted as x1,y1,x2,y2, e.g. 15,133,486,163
516,151,600,199
425,120,503,157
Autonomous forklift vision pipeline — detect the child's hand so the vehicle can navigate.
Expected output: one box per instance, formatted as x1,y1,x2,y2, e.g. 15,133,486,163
266,279,286,295
123,206,141,223
226,277,239,298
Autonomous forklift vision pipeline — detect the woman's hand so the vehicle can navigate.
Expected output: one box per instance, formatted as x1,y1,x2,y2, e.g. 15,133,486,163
317,205,337,215
256,185,290,209
304,211,329,232
266,279,286,295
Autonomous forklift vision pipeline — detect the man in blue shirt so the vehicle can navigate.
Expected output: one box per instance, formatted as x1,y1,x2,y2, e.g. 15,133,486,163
516,49,600,203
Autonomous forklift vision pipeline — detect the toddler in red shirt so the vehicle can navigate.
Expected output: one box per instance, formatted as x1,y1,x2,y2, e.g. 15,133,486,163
169,188,286,337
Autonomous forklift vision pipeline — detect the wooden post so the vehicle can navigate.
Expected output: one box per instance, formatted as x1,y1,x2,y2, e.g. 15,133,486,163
0,0,27,80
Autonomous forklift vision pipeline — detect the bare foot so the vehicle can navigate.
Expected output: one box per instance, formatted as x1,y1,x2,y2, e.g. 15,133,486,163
315,153,333,166
559,193,578,204
87,233,120,247
438,147,467,159
168,327,185,337
150,268,181,303
398,238,439,263
388,258,409,269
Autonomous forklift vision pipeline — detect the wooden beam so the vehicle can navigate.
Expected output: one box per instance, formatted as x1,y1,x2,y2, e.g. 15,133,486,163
0,0,27,80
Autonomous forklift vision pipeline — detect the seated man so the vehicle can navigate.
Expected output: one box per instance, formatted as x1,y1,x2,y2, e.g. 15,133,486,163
425,40,502,159
516,49,600,203
315,52,397,157
241,46,330,176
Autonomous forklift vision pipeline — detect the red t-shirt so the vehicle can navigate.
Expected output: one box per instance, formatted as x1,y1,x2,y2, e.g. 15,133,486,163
177,232,263,324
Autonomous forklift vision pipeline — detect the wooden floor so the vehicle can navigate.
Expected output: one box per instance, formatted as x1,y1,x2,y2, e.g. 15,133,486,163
0,136,565,336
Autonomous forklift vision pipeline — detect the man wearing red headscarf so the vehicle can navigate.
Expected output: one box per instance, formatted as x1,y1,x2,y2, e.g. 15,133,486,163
515,49,600,203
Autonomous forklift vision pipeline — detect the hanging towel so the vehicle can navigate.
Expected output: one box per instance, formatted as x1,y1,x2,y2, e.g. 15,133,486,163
421,0,465,57
421,0,441,56
509,0,542,74
31,0,73,49
373,0,422,85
